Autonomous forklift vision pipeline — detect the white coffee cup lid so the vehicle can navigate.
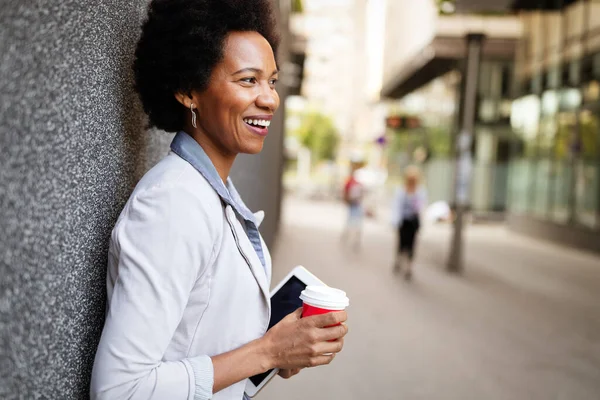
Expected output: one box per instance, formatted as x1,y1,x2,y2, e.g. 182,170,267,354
300,285,349,310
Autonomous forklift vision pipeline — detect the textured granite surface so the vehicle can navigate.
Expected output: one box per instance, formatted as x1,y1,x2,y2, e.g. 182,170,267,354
0,1,155,398
0,2,285,398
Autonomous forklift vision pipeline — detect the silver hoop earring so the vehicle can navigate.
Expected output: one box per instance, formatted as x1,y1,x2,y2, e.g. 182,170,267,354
190,104,197,128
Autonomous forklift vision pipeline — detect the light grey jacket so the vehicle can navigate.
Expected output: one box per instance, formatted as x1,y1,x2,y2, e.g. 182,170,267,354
91,138,272,400
390,187,428,227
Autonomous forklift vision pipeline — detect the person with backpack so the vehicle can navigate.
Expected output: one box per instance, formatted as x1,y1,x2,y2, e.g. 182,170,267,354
341,168,365,249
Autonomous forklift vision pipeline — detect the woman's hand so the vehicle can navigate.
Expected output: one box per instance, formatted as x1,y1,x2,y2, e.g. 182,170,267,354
277,368,301,379
260,308,348,371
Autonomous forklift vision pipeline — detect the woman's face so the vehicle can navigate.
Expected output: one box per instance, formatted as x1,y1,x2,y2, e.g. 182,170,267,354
193,31,280,156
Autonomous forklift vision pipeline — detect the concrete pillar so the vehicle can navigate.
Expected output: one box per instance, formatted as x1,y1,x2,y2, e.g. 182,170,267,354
0,1,156,397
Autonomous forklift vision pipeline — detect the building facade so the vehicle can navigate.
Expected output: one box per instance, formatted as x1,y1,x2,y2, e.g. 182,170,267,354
508,1,600,251
381,2,521,213
380,0,599,252
293,0,376,161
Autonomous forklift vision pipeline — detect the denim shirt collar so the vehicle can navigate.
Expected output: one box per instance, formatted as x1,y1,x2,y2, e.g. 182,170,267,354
170,131,266,266
170,131,256,222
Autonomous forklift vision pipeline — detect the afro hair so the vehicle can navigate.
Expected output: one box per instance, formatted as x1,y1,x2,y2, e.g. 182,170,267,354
133,0,280,132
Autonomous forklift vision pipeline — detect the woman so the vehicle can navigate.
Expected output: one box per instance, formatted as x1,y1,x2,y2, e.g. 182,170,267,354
341,167,364,250
90,1,348,399
391,166,427,280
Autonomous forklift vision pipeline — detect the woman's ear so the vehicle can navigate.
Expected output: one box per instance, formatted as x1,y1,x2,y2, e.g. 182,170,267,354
174,92,193,108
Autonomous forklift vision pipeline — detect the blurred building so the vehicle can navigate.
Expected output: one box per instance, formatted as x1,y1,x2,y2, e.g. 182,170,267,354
381,0,521,214
291,0,376,162
380,0,600,253
508,0,600,252
299,0,367,137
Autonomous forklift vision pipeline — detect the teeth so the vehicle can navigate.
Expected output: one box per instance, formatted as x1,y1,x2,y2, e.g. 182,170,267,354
244,118,271,127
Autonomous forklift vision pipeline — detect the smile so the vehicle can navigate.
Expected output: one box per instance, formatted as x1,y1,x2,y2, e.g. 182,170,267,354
243,118,271,127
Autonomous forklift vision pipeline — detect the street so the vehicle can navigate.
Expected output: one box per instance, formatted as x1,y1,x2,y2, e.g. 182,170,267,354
259,196,600,400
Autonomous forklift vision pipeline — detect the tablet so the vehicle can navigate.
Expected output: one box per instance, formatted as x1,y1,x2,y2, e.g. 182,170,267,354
244,265,326,398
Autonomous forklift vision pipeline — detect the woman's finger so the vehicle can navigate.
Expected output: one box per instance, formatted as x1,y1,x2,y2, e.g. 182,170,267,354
287,368,301,378
319,323,348,342
305,310,347,328
305,353,336,368
281,308,303,323
278,368,299,379
312,337,344,356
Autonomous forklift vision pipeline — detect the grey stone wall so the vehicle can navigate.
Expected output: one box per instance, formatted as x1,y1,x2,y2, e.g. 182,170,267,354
0,1,152,398
0,1,285,399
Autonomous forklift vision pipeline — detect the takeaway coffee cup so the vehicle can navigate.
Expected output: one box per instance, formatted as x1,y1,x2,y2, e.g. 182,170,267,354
300,285,349,324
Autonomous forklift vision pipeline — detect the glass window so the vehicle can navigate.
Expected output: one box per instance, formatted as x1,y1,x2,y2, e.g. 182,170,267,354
550,159,572,223
569,60,581,86
510,95,540,151
575,159,599,229
539,91,559,155
508,159,532,214
531,91,559,219
575,108,600,229
508,95,540,214
551,110,577,224
547,65,560,89
532,158,552,218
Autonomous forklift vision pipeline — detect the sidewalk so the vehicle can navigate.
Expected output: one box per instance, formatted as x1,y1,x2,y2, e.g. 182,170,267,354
258,196,600,400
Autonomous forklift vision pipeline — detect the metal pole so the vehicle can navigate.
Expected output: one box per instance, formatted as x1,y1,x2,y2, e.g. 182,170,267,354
447,33,485,273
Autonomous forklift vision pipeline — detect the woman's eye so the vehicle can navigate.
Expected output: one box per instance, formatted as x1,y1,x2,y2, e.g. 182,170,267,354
241,77,257,84
269,78,278,86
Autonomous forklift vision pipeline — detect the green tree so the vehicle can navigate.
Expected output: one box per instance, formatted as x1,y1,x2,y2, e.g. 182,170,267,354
580,112,599,159
385,120,452,161
425,126,452,158
295,112,340,161
292,0,303,13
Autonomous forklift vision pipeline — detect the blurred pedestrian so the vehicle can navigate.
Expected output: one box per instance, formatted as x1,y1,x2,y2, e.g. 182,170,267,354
90,1,348,399
391,166,427,280
341,167,364,250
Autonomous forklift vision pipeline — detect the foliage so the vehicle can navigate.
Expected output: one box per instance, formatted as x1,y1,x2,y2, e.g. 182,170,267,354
577,113,599,159
386,125,452,161
294,112,340,161
292,0,303,13
426,126,453,158
554,112,598,160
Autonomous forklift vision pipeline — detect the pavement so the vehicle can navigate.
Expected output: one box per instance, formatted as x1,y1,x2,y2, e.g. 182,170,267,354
258,196,600,400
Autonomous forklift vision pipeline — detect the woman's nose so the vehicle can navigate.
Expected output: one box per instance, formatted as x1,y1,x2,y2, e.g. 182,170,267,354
256,87,279,112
